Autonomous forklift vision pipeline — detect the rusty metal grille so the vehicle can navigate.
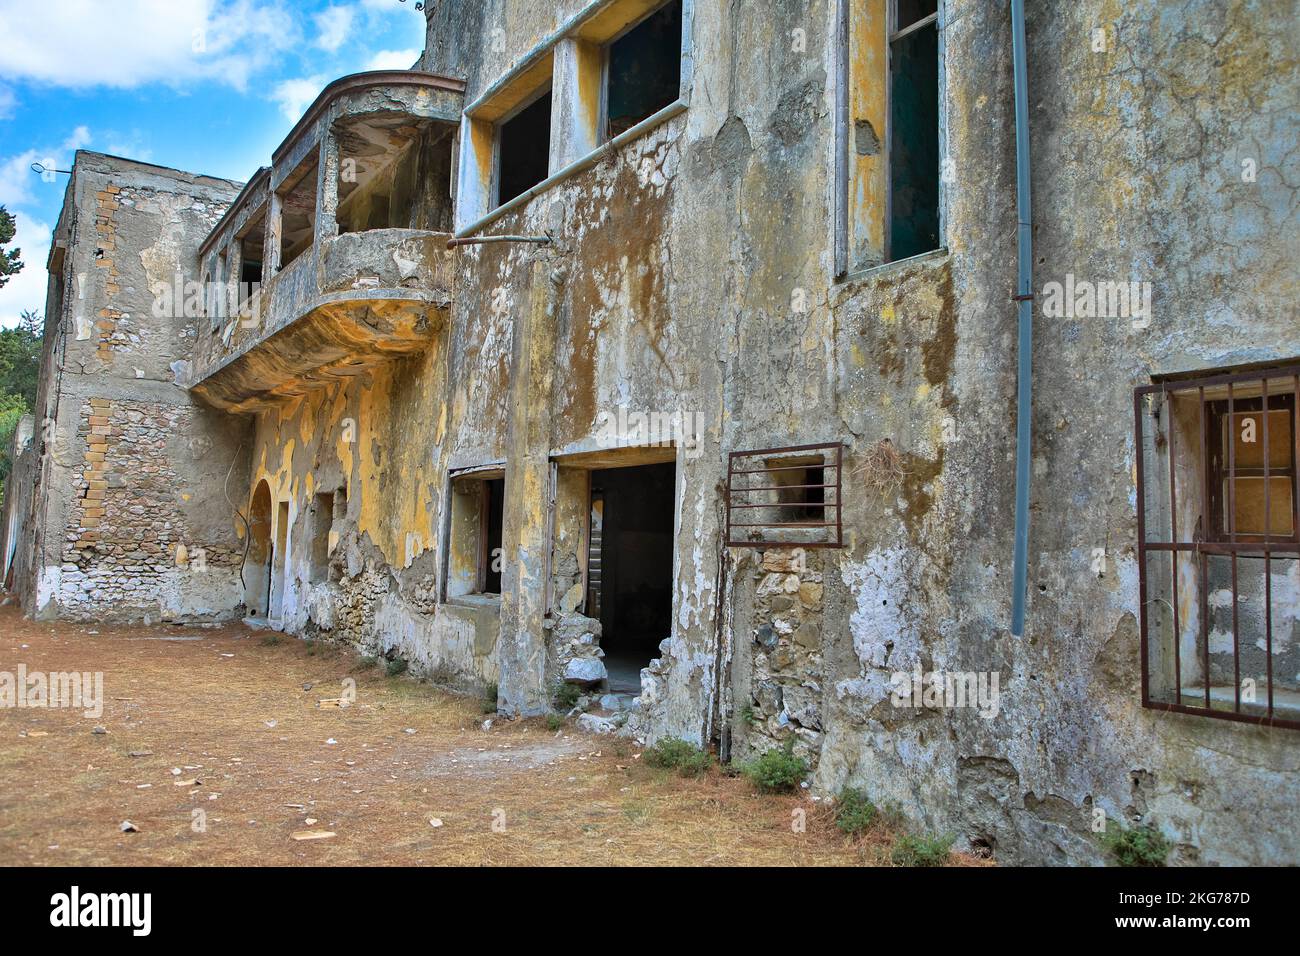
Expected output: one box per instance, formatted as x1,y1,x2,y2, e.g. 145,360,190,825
1135,363,1300,730
726,443,844,549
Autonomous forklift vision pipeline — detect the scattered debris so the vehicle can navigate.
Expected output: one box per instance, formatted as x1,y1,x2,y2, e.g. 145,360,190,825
429,818,443,828
291,829,336,841
91,726,108,735
120,820,139,833
127,750,152,757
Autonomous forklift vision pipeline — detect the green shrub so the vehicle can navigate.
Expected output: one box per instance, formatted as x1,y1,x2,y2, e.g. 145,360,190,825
259,633,282,647
1101,823,1170,867
385,657,408,677
643,738,713,777
740,740,807,793
835,788,878,836
552,682,582,711
545,713,565,732
739,704,757,727
480,683,499,715
891,833,955,867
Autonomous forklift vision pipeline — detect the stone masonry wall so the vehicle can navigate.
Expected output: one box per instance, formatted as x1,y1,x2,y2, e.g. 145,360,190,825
53,397,243,622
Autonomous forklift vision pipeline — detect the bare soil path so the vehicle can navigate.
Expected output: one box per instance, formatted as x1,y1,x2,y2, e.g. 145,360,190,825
0,605,916,866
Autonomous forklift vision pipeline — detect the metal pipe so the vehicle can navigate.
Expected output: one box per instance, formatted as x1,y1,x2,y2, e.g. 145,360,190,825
1010,0,1035,638
446,234,552,249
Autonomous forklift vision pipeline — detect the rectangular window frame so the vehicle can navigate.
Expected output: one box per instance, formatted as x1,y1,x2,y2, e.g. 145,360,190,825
1135,363,1300,730
726,442,844,549
835,0,946,279
440,463,507,605
492,82,555,210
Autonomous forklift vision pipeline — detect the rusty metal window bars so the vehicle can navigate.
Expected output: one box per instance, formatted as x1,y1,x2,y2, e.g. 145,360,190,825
726,443,844,549
1135,363,1300,729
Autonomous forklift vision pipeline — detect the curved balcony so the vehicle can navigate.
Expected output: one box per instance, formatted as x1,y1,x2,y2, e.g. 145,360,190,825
188,70,465,413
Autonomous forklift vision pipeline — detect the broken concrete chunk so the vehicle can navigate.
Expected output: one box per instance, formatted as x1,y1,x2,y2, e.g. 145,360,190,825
564,657,607,687
576,713,619,735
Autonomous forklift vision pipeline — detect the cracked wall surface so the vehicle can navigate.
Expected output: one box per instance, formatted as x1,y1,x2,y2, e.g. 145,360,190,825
12,1,1299,865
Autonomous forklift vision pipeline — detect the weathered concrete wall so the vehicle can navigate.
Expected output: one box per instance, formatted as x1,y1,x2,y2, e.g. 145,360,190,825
238,354,500,690
16,0,1294,866
413,0,1299,864
17,152,248,623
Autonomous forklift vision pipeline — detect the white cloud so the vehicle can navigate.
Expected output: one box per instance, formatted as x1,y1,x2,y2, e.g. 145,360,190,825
0,127,90,208
0,213,52,329
271,76,326,121
64,126,91,151
0,0,297,92
314,5,354,52
365,49,419,71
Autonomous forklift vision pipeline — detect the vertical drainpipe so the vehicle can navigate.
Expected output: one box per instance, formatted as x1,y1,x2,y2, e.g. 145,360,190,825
1009,0,1034,638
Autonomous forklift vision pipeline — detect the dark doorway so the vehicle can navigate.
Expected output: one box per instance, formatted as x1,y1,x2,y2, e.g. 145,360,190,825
587,462,675,693
482,477,505,595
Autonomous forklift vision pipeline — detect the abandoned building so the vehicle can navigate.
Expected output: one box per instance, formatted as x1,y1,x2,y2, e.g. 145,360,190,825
1,0,1296,866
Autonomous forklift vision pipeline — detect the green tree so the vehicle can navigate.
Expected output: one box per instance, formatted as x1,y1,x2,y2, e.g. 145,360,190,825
0,310,42,408
0,206,22,288
0,309,42,502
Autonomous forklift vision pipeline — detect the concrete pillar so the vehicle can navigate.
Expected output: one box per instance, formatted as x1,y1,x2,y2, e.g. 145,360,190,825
454,114,493,231
550,38,603,170
315,131,340,243
497,258,563,716
265,189,283,277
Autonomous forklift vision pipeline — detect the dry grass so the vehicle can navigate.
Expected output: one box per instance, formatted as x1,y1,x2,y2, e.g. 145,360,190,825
0,605,980,866
855,438,910,495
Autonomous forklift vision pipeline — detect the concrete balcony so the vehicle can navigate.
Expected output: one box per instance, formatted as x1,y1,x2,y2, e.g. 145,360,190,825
188,70,464,413
189,229,455,412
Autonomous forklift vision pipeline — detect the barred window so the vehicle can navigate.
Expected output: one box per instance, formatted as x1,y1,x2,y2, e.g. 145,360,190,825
1135,364,1300,728
726,443,843,549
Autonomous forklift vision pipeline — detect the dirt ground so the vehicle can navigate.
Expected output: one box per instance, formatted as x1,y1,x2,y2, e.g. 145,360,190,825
0,605,974,866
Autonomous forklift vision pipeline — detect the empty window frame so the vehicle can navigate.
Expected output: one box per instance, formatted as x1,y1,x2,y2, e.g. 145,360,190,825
276,159,318,269
238,211,265,289
446,470,507,599
497,89,553,206
888,0,940,262
604,0,683,139
1135,364,1300,729
838,0,942,273
726,443,844,548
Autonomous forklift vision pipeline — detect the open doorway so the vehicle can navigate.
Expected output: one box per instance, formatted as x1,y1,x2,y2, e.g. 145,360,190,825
269,500,290,621
587,462,676,695
245,480,273,618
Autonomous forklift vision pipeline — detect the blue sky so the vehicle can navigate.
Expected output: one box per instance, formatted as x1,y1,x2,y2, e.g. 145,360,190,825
0,0,428,327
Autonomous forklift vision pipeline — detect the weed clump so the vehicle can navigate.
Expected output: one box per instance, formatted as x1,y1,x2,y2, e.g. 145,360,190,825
890,833,955,866
740,740,807,793
834,788,878,836
1100,823,1170,867
643,738,713,777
